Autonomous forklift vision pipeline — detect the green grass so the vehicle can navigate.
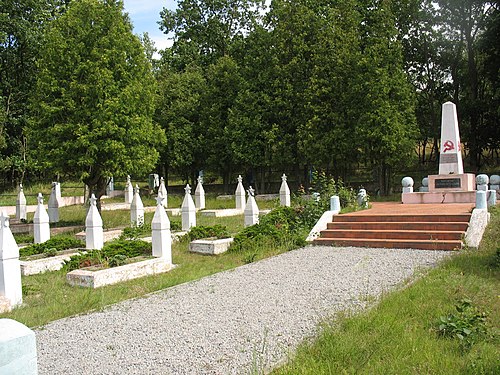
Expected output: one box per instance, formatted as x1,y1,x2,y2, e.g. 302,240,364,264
273,207,500,375
0,181,85,206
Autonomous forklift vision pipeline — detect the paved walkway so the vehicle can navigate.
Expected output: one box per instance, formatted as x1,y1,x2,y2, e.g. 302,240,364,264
350,202,474,216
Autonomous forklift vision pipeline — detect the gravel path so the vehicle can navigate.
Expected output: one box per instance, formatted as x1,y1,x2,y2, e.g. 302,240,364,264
35,246,451,374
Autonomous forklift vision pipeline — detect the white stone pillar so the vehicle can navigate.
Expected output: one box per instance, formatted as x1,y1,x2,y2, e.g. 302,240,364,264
357,188,368,208
490,175,500,192
157,177,168,208
402,177,414,193
0,319,38,374
33,193,50,244
15,184,27,221
53,182,61,201
487,190,497,207
279,174,291,207
439,102,464,175
0,212,22,310
152,196,172,264
330,195,341,212
85,194,103,250
124,175,133,204
419,177,429,192
130,185,144,227
235,175,245,211
476,190,487,209
244,187,259,227
476,174,489,191
181,184,196,231
48,182,60,223
195,176,205,210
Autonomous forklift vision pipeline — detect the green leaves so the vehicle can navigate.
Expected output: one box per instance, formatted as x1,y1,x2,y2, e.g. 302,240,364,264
30,0,164,199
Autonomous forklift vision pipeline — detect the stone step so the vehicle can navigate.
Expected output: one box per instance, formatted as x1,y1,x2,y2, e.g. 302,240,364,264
319,229,464,241
313,238,462,251
332,214,471,223
326,221,469,231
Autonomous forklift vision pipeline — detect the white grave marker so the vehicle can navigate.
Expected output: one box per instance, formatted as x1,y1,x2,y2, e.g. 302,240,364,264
195,176,205,210
85,194,104,250
130,185,144,227
279,174,291,207
15,184,27,221
235,175,245,211
152,196,172,264
244,186,259,227
33,193,50,244
48,182,60,223
0,212,22,310
157,177,168,208
124,175,133,204
181,184,196,231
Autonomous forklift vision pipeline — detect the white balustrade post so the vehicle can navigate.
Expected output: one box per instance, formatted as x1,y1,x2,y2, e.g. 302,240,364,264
124,175,133,204
157,177,168,208
130,185,144,227
195,176,205,210
152,196,172,264
476,174,489,191
401,177,414,194
48,182,60,223
33,193,50,244
244,187,259,227
181,184,196,231
0,212,22,310
279,174,291,207
85,194,103,250
15,184,27,221
235,175,245,211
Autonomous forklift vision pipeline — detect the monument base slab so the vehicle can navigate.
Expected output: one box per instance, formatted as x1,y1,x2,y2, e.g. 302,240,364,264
402,191,476,204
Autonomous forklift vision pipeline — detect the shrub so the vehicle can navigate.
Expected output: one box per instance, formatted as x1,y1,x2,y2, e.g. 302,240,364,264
64,240,152,271
119,224,151,240
188,225,229,241
436,299,489,351
20,236,84,257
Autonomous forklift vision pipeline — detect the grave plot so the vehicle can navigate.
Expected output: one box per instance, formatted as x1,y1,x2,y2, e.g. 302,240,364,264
19,237,84,276
186,225,233,255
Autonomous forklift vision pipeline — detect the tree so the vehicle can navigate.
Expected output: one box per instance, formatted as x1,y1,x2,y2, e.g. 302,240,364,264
159,0,264,69
155,64,206,183
30,0,164,208
0,0,69,184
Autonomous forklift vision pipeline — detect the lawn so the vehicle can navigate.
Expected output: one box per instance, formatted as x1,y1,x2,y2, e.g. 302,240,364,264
273,206,500,374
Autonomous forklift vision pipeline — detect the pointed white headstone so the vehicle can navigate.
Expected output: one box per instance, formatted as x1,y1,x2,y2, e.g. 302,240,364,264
279,174,291,207
152,196,172,263
157,177,168,208
124,175,133,204
85,194,103,250
244,186,259,227
48,182,60,223
195,176,205,210
439,102,464,175
181,184,196,231
130,185,144,227
235,175,245,211
15,184,27,221
33,193,50,244
0,211,22,309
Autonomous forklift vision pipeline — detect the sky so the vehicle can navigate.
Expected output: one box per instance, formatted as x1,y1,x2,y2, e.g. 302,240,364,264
123,0,176,54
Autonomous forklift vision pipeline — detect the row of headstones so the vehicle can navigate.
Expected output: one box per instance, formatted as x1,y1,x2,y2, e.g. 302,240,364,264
126,173,293,211
16,182,61,224
401,174,498,208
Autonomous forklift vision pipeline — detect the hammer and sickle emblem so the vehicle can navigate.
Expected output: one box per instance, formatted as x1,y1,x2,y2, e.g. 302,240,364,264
443,140,455,153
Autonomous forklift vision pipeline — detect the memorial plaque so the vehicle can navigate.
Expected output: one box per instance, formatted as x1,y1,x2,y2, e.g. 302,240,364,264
435,178,461,189
440,153,458,164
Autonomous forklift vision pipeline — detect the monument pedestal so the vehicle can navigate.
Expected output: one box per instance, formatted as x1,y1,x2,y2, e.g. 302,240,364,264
403,173,476,204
